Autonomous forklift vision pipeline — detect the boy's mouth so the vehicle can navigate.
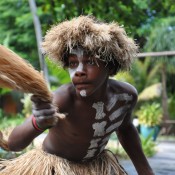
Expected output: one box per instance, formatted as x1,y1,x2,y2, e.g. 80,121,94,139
75,83,91,90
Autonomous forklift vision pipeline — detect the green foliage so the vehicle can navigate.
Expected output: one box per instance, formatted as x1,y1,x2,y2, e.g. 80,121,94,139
144,17,175,71
0,0,39,67
140,134,157,157
0,113,24,130
130,59,160,93
46,58,70,89
107,133,156,158
0,88,11,96
21,94,32,118
0,108,3,120
0,144,34,159
113,72,135,86
136,102,162,127
168,94,175,120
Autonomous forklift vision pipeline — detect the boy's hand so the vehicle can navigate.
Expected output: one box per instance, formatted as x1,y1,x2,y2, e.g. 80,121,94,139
31,95,61,130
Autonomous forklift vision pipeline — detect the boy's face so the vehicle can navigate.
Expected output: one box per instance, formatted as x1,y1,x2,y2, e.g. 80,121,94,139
68,47,109,97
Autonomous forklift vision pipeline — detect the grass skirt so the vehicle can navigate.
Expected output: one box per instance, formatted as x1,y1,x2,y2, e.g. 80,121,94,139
0,149,127,175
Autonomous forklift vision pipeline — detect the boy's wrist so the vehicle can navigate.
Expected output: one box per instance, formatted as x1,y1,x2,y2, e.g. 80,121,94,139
31,115,47,132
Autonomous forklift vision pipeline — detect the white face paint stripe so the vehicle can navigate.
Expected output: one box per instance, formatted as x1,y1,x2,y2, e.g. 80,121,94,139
106,120,123,133
68,47,85,79
76,62,84,72
68,68,76,79
109,104,130,121
92,121,107,137
92,102,106,120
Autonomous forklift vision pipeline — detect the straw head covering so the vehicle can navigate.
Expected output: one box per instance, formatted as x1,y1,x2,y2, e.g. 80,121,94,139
42,15,138,72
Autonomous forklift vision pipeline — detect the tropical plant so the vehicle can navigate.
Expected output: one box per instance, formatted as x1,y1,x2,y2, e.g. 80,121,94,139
144,17,175,123
168,94,175,120
136,102,162,127
130,58,160,93
106,133,157,158
140,134,157,157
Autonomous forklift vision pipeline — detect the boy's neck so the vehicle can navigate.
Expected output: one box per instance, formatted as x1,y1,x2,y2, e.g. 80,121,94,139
76,80,109,103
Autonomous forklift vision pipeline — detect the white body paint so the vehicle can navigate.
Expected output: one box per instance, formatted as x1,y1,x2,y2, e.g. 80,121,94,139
89,138,101,149
80,90,87,97
92,102,106,120
83,148,97,159
92,121,107,137
99,134,111,147
109,104,130,121
99,143,107,153
83,101,106,160
106,93,133,111
106,120,123,133
83,94,132,160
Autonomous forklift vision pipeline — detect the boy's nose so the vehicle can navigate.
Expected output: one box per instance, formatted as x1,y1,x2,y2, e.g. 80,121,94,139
75,70,86,77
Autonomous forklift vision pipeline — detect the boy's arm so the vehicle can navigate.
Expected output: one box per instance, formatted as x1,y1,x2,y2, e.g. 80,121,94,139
8,116,43,151
116,95,154,175
8,96,59,152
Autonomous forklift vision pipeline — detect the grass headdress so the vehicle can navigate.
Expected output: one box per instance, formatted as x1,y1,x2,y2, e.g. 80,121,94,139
42,15,138,71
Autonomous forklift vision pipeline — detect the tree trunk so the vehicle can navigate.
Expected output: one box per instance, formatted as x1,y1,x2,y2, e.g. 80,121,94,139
161,63,169,133
28,0,50,86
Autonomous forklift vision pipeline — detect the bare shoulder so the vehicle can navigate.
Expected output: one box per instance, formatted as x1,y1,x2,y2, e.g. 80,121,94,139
52,83,74,112
109,79,138,104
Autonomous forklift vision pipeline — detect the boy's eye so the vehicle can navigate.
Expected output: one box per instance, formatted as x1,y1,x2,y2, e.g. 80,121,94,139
68,61,78,68
87,60,95,65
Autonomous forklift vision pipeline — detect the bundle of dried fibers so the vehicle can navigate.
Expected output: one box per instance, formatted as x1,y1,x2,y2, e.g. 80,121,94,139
0,45,64,151
0,45,51,101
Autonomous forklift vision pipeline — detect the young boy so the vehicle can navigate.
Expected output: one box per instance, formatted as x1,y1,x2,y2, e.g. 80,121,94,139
0,16,154,175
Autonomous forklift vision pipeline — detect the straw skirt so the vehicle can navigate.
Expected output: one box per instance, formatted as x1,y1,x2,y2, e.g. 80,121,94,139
0,149,127,175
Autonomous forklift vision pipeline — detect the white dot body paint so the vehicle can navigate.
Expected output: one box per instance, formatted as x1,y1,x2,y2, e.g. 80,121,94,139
80,90,87,97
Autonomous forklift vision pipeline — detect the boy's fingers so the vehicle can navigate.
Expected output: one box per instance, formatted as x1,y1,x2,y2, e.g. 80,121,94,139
32,103,53,110
54,113,66,119
33,108,56,117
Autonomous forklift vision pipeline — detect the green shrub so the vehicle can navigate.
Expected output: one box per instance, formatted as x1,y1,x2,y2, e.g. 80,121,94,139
106,133,157,158
140,134,157,157
168,95,175,120
136,102,162,127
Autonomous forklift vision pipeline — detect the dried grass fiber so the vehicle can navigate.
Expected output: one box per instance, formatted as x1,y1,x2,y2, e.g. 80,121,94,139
0,45,51,102
0,45,64,151
0,149,127,175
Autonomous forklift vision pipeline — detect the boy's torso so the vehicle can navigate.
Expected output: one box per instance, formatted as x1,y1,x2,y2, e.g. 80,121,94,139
43,79,136,162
